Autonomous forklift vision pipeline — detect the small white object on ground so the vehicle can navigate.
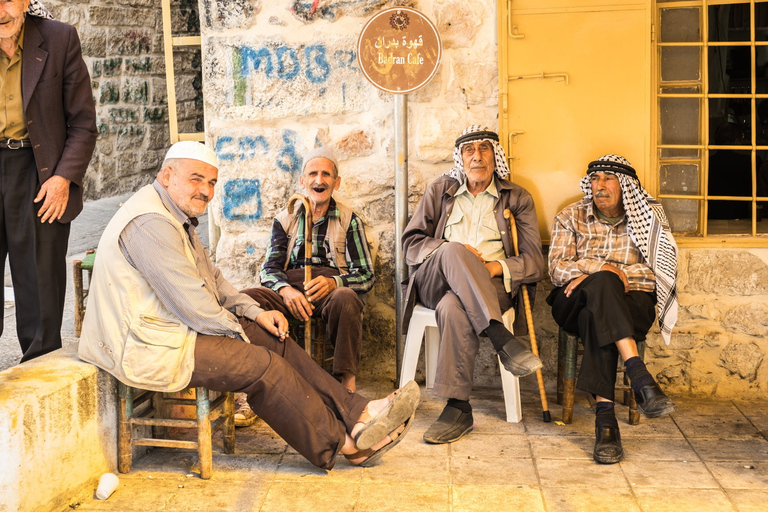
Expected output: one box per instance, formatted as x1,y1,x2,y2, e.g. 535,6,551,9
95,473,119,500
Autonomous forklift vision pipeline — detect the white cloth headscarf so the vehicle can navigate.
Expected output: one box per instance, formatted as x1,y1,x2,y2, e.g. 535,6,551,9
445,125,510,185
27,0,53,19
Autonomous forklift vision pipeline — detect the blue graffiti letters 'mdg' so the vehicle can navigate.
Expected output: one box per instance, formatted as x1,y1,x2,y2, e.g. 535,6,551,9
240,46,273,78
304,45,330,83
222,179,261,222
277,130,302,175
275,46,300,80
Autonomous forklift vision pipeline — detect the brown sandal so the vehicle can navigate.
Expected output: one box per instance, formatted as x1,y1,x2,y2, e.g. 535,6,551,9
345,414,413,467
354,380,420,450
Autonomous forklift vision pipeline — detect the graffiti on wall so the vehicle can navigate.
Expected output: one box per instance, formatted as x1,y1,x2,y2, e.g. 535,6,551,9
222,178,262,222
214,129,303,174
217,39,368,117
290,0,391,23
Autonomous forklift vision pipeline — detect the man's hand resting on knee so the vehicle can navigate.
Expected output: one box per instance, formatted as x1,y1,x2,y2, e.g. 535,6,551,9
256,310,290,342
279,286,315,321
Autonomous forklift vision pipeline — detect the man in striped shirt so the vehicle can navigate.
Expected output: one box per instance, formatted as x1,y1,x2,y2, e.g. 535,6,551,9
547,154,678,464
246,148,374,394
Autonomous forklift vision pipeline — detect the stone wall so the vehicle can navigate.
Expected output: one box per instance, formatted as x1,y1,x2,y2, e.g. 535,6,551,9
45,0,202,199
201,0,500,380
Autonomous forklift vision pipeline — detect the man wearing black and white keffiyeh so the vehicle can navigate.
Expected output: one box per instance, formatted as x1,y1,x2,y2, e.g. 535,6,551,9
548,154,679,465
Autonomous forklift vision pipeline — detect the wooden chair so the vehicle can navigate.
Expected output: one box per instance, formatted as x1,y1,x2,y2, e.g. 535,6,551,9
118,383,235,479
290,317,332,371
556,328,645,425
73,249,96,337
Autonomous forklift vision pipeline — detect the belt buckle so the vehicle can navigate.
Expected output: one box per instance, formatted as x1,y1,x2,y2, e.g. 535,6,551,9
6,138,21,150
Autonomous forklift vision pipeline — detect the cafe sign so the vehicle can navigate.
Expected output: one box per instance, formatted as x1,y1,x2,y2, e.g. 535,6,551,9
357,7,442,94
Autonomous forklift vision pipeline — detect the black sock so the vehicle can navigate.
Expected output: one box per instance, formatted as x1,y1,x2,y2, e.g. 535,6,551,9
484,320,516,352
446,398,472,414
625,356,655,394
595,401,617,428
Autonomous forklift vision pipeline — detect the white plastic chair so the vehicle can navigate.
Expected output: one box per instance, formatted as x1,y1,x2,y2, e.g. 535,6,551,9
399,304,522,423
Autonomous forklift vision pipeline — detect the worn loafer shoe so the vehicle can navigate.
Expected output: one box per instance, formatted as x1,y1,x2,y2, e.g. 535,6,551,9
497,339,543,377
593,424,624,464
423,405,474,444
635,384,677,419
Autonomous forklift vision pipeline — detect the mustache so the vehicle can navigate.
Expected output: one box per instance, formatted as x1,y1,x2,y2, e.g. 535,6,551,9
594,191,610,198
193,194,209,202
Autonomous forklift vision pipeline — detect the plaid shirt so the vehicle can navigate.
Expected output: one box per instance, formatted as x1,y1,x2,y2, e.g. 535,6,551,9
260,199,375,293
549,198,656,292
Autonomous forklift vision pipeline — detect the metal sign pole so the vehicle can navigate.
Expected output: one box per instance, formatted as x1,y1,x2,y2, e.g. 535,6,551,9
394,93,408,384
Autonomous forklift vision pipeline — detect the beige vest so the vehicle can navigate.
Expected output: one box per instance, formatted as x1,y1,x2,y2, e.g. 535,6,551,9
78,185,198,392
276,201,353,273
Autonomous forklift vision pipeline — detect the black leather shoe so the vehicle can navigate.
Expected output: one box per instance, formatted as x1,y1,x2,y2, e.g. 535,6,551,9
497,339,543,377
423,405,474,444
593,424,624,464
635,383,677,418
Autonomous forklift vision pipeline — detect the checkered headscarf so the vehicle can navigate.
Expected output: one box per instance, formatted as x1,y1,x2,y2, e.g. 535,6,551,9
445,125,510,185
580,154,679,345
28,0,53,19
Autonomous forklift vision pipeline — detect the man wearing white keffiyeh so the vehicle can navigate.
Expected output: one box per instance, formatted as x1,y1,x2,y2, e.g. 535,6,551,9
402,125,544,444
548,154,678,465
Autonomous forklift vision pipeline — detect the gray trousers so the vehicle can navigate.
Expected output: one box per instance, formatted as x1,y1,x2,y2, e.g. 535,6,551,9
411,242,512,400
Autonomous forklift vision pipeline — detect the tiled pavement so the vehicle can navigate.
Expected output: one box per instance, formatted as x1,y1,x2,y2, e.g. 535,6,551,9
72,379,768,512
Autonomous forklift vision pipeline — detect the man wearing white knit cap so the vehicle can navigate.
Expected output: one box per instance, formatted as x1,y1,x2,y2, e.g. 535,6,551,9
79,142,420,469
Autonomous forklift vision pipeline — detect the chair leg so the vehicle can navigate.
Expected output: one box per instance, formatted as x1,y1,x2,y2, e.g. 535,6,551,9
562,333,579,424
196,387,213,480
557,329,567,405
223,392,236,454
73,261,84,337
400,321,426,388
118,383,133,474
423,326,440,389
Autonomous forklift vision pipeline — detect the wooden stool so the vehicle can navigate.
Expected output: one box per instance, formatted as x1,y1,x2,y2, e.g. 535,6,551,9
73,249,96,337
118,383,235,479
290,317,332,371
556,328,645,425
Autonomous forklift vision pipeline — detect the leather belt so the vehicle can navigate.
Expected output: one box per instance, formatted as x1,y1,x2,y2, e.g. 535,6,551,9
0,138,32,149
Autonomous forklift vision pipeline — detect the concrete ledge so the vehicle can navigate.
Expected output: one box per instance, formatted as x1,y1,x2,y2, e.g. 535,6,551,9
0,346,117,512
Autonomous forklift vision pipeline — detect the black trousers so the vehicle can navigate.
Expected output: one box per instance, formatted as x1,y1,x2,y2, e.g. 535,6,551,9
547,272,656,401
0,148,70,362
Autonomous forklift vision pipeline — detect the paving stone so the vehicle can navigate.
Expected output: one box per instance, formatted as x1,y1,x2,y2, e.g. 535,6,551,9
688,438,768,462
450,456,538,486
357,482,450,512
725,489,768,511
452,484,545,511
449,432,531,458
261,481,358,512
633,488,736,512
673,414,761,439
536,459,631,488
363,453,449,484
621,460,719,488
273,453,363,483
706,461,768,489
541,486,640,511
620,437,698,461
528,435,595,460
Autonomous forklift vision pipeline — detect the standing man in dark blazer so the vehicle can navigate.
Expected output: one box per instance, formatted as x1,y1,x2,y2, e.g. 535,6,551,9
0,0,97,362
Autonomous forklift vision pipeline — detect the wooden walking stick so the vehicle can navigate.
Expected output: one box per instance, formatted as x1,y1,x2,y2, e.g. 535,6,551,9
504,209,551,422
288,193,313,357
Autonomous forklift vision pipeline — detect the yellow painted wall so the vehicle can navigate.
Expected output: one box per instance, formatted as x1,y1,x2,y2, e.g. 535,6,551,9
499,1,651,242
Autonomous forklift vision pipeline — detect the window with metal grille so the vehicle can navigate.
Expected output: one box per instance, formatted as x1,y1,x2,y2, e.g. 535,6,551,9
656,0,768,242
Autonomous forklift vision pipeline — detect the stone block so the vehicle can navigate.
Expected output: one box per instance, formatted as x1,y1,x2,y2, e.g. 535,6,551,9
108,107,139,124
146,124,171,149
117,0,155,7
719,342,764,381
99,79,120,104
124,56,165,75
289,0,389,23
445,59,497,106
58,5,83,25
336,129,374,159
89,6,154,27
201,0,260,30
414,106,466,163
151,77,168,105
79,28,107,58
686,250,768,295
723,302,768,337
91,60,102,78
203,35,371,120
143,106,168,123
435,0,483,49
101,57,123,77
115,125,146,151
122,78,150,104
116,150,138,177
107,29,153,56
213,231,271,290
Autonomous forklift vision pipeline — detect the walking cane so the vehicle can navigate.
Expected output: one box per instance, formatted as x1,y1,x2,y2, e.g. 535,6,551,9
504,209,551,422
288,193,313,357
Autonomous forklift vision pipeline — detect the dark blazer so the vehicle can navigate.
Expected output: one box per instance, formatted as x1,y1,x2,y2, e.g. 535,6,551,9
22,16,97,223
